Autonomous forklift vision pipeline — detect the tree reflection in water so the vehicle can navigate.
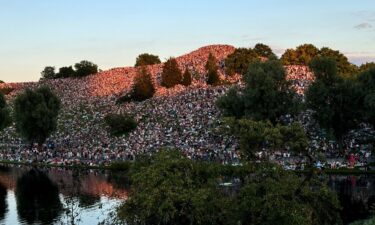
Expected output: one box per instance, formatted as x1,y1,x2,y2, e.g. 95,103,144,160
15,168,62,225
0,182,7,222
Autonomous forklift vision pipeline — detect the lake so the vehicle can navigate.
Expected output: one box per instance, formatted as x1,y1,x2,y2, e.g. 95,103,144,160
0,165,374,225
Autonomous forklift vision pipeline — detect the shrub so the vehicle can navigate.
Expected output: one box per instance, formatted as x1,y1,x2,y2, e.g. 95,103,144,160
206,53,221,85
135,53,161,67
181,69,192,86
131,67,155,101
161,57,182,88
74,60,98,77
104,114,137,136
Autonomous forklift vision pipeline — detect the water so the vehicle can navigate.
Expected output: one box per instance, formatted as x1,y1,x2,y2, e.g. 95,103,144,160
0,166,374,225
0,166,128,225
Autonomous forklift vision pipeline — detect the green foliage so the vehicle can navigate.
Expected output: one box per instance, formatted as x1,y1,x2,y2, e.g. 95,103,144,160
218,60,300,123
281,44,320,65
0,80,3,83
104,113,137,136
74,60,98,77
359,62,375,73
350,217,375,225
131,67,155,101
181,69,192,86
358,67,375,126
135,53,161,67
117,150,342,225
118,149,229,225
0,93,11,131
225,48,259,76
206,53,221,85
223,118,308,160
14,86,61,145
319,47,357,78
40,66,56,80
254,43,276,58
306,57,362,147
161,57,182,88
55,66,75,78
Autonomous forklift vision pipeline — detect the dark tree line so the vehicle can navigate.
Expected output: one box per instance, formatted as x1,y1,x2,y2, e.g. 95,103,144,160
41,60,98,80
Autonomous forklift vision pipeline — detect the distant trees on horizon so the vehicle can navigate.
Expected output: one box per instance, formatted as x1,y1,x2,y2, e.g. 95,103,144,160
40,60,98,80
135,53,161,67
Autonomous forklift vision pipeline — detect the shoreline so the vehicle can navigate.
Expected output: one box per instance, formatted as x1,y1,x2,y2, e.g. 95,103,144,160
1,160,375,175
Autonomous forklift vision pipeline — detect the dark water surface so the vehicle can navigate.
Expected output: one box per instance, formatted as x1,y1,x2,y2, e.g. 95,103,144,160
0,165,127,225
0,165,374,225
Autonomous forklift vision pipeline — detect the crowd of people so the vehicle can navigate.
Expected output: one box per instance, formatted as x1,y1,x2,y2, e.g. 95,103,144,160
0,45,373,168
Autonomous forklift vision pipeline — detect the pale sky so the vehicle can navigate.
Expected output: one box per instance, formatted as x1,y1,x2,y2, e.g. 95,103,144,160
1,0,375,82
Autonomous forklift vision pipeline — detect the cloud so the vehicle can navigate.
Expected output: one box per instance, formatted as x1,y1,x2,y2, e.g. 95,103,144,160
354,22,372,29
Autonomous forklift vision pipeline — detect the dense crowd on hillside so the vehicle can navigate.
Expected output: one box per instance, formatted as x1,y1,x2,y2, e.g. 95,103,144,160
0,45,372,167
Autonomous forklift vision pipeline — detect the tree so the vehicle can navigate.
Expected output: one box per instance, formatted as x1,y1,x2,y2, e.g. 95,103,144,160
319,47,357,78
225,48,259,75
118,149,229,225
0,93,11,131
181,69,192,86
131,67,155,101
223,118,308,160
0,80,3,83
281,44,319,65
254,43,276,59
358,62,375,73
161,57,182,88
135,53,161,67
14,86,61,147
206,53,220,85
104,113,137,136
74,60,98,77
358,67,375,126
40,66,56,80
306,57,362,151
56,66,75,78
218,60,300,124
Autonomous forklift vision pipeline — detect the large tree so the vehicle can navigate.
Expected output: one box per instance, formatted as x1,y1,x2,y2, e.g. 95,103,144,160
281,44,320,65
74,60,98,77
253,43,276,59
0,93,11,131
305,57,362,151
218,60,300,123
135,53,161,67
14,86,61,147
206,53,220,85
319,47,357,78
225,48,259,76
161,57,182,88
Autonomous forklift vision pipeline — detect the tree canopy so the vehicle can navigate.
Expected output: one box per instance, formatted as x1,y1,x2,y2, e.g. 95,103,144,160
281,44,320,65
305,57,362,149
40,66,56,80
206,53,221,85
130,67,155,101
135,53,161,67
0,93,11,131
254,43,277,59
225,48,259,76
161,57,182,88
217,60,300,123
74,60,98,77
14,86,61,146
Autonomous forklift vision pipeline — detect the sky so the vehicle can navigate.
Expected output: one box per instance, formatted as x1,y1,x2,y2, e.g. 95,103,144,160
0,0,375,82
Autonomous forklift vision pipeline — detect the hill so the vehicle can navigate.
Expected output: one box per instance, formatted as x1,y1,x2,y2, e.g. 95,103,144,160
0,44,313,165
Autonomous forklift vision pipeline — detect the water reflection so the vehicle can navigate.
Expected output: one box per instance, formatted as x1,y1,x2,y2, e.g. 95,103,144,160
15,169,62,224
0,166,128,225
328,175,375,224
0,182,7,222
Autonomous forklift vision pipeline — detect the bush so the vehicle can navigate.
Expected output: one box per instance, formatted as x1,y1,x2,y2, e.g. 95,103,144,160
135,53,161,67
104,114,137,136
181,69,192,86
131,67,155,101
206,53,221,85
55,66,75,78
0,93,11,131
225,48,259,76
74,60,98,77
40,66,56,80
161,57,182,88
